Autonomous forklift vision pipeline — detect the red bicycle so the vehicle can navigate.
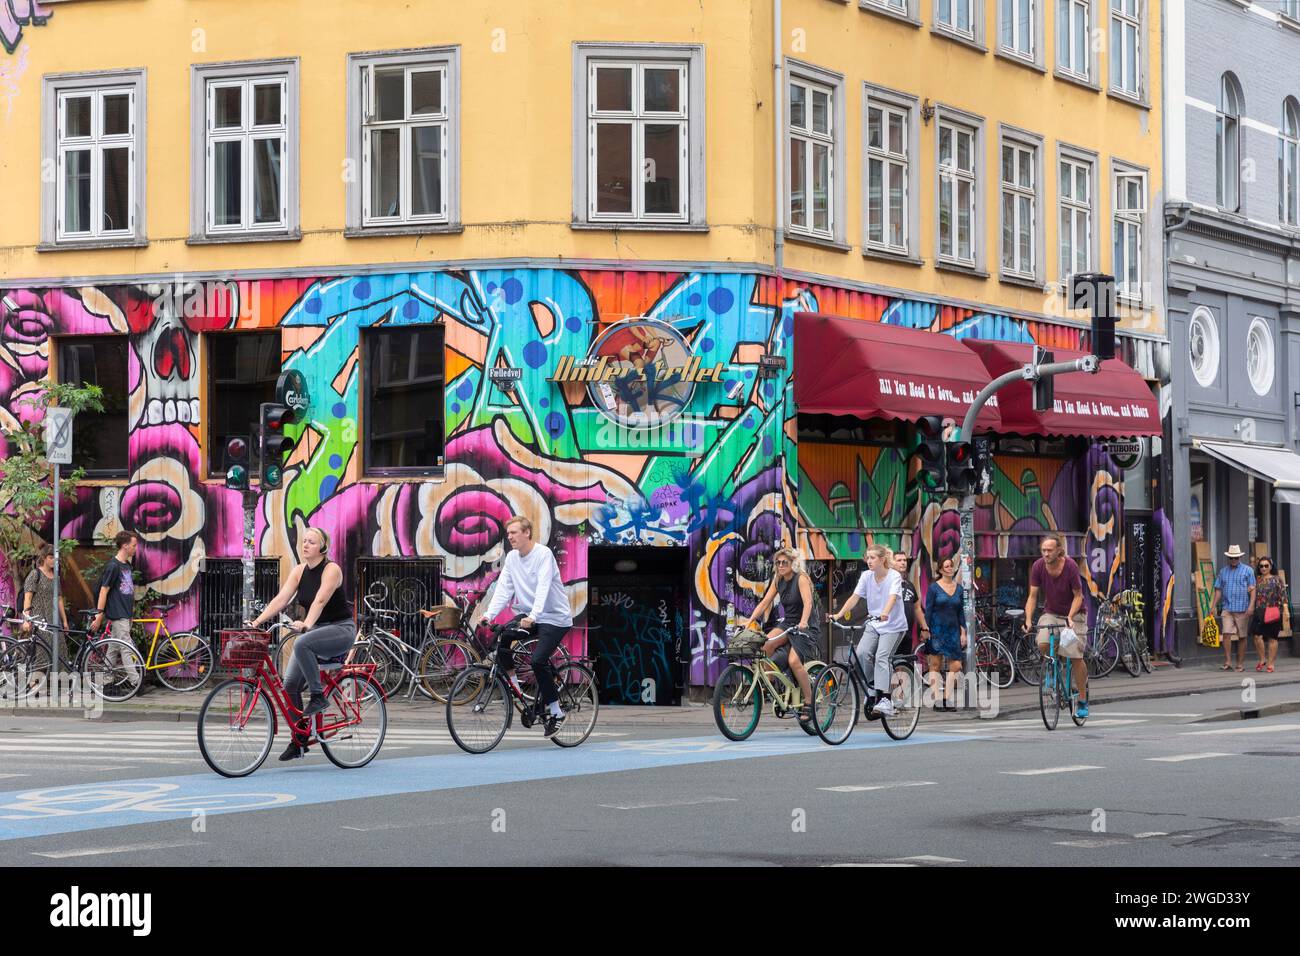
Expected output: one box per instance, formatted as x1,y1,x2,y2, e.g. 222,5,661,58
197,630,387,777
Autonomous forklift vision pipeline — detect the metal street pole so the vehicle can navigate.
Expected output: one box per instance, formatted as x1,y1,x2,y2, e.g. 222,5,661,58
242,489,257,623
51,463,59,681
958,355,1099,706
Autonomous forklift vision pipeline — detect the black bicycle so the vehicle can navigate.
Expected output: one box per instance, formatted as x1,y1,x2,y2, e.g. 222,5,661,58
810,620,922,745
1,608,145,703
445,616,598,754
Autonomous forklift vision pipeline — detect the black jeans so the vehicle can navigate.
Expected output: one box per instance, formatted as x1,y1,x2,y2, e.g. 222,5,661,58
499,623,567,708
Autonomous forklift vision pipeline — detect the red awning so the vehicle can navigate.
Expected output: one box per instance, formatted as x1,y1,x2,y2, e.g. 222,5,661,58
961,339,1161,438
793,313,1002,431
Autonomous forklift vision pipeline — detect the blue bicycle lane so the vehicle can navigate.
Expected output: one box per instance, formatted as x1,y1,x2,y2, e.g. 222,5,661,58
0,730,983,842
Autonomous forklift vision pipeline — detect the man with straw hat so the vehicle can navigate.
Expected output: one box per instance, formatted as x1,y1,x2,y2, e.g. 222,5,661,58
1211,545,1256,672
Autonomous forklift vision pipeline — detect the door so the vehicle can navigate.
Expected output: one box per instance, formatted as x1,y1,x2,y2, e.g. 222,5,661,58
588,547,688,706
1124,512,1157,647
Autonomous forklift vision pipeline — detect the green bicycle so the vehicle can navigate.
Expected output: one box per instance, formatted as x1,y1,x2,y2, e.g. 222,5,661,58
712,625,828,741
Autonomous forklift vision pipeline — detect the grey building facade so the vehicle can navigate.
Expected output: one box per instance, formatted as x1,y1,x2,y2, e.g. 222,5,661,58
1164,0,1300,653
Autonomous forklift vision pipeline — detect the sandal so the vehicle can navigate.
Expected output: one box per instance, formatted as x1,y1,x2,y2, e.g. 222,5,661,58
1235,666,1244,672
797,705,813,722
1266,664,1275,673
1220,664,1232,671
1256,663,1266,672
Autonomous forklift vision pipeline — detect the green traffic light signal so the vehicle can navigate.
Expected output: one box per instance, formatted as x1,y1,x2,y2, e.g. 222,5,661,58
225,464,248,491
912,415,946,492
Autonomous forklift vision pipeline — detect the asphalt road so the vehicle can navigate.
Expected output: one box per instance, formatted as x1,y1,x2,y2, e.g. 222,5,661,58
2,684,1298,867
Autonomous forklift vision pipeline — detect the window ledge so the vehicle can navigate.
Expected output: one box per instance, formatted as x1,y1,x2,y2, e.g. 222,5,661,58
935,259,990,278
1000,272,1048,291
1054,68,1100,93
76,477,129,486
345,224,465,239
187,231,303,246
858,1,923,28
863,246,924,267
931,26,987,54
786,231,853,253
1107,89,1150,110
995,49,1047,75
38,237,148,253
1281,15,1300,38
570,221,709,233
360,473,446,484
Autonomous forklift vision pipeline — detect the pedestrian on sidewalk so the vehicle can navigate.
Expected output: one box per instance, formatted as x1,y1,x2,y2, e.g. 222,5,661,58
923,556,965,710
892,551,927,655
1250,556,1288,673
90,531,143,687
1211,545,1255,672
21,544,70,656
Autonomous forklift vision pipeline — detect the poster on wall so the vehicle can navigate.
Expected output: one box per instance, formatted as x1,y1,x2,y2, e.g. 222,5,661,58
1190,483,1204,543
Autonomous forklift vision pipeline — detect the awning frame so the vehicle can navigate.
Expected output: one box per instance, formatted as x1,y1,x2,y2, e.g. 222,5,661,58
1195,439,1300,492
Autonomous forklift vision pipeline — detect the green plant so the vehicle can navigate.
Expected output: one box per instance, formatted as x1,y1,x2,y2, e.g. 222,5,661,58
0,382,105,599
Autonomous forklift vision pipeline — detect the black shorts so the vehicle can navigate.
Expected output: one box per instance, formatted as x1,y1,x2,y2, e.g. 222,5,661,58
771,628,819,669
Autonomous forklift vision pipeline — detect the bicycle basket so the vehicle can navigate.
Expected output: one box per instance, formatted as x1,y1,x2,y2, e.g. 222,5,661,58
426,604,463,630
724,631,765,658
219,630,272,667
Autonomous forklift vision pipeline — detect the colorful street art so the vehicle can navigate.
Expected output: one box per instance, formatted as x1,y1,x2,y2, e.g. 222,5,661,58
1,0,51,56
0,268,1172,684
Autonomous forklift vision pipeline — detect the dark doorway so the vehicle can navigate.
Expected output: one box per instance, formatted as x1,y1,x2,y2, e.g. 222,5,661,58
1124,511,1158,647
588,547,688,706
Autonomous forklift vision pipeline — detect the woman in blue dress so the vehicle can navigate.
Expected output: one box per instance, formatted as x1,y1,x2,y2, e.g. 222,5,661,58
924,556,966,710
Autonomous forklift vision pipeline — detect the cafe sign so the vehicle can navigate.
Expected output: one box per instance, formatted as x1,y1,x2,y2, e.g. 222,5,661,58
1104,438,1144,470
551,319,724,428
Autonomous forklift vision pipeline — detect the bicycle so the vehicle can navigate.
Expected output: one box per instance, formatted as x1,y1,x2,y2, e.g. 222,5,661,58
1088,599,1125,679
1116,588,1152,675
809,620,922,745
444,616,598,754
132,603,214,692
197,629,387,777
344,584,467,702
711,625,829,742
1036,621,1087,730
972,631,1016,689
1,609,145,703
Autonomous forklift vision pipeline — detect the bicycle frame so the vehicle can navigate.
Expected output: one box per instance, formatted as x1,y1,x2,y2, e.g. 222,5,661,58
831,622,912,702
729,627,824,714
226,646,378,743
134,617,192,673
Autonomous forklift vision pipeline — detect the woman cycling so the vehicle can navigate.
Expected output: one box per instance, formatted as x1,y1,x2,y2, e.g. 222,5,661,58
833,543,908,716
248,526,354,761
740,547,821,720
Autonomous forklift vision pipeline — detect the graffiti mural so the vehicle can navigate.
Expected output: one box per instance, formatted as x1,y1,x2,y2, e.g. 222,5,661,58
0,267,1171,685
1,0,51,56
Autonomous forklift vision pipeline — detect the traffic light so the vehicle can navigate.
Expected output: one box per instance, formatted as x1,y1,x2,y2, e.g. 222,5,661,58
1033,348,1055,412
945,440,976,493
224,436,250,491
912,415,946,493
1070,272,1117,362
259,402,296,490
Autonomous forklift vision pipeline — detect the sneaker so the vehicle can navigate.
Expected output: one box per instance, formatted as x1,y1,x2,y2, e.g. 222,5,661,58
543,712,566,737
278,740,304,761
302,693,329,718
1075,701,1089,719
874,697,897,717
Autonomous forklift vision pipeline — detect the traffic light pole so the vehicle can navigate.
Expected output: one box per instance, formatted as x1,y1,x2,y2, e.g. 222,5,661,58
241,489,258,624
957,355,1099,706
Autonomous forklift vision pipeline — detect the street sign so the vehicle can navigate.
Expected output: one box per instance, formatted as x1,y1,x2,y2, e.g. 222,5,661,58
488,367,523,393
1104,438,1144,471
45,407,73,465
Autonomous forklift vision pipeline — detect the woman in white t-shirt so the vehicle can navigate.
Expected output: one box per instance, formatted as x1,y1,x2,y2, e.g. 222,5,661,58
833,544,908,716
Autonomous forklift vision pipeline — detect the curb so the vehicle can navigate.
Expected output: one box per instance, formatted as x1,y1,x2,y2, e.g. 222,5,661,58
997,674,1300,718
1193,700,1300,723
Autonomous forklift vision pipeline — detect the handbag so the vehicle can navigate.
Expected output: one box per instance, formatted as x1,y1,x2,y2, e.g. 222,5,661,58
1263,605,1281,625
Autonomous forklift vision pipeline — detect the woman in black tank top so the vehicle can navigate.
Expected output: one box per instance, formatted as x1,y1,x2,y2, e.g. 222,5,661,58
739,547,820,719
249,526,356,761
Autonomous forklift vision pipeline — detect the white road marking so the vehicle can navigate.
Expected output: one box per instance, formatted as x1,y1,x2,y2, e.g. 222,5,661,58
1052,839,1126,848
890,855,965,863
1092,712,1202,718
1134,832,1168,839
819,781,937,793
0,744,194,755
1181,724,1300,736
32,841,204,859
0,773,27,779
599,796,739,810
828,862,918,867
1272,815,1300,826
1147,752,1235,763
1002,765,1103,776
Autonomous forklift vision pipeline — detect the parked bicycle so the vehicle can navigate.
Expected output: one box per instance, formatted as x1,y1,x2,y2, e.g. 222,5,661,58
1115,588,1152,676
1,608,145,702
810,620,922,745
711,624,829,741
132,603,214,692
444,616,598,754
197,629,387,777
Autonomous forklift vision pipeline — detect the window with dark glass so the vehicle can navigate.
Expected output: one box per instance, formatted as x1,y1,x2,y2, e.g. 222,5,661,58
57,336,129,476
207,332,282,476
365,326,445,473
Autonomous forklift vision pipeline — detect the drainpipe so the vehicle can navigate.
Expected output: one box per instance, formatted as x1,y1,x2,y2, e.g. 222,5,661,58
1162,202,1193,666
774,0,784,280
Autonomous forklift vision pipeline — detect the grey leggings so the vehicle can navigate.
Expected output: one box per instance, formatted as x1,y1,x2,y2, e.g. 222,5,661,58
284,620,356,707
855,623,906,696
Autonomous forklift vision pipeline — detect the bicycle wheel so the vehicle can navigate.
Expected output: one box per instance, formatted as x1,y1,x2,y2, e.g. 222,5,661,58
197,679,274,777
1039,659,1060,730
4,638,50,697
1088,627,1120,679
1013,633,1042,686
1138,630,1153,673
153,632,214,692
1120,627,1141,677
81,639,145,702
416,638,480,703
881,665,922,740
712,663,762,741
974,636,1016,690
549,662,599,748
446,666,511,754
810,663,859,746
352,639,404,697
321,675,388,768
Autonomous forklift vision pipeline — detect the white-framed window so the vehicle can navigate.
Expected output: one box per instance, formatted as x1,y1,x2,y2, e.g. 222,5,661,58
1058,152,1094,285
1109,0,1141,97
1188,306,1220,388
1000,138,1038,278
938,118,978,265
1216,73,1243,212
937,0,977,37
866,99,909,253
788,75,837,240
190,59,299,241
1280,98,1299,226
1113,165,1145,302
864,0,909,11
999,0,1036,60
1057,0,1091,80
1246,317,1275,396
41,70,146,248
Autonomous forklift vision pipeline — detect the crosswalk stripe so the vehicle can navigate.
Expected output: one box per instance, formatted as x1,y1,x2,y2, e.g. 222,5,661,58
0,744,195,756
1147,752,1235,763
819,781,937,793
1001,765,1103,776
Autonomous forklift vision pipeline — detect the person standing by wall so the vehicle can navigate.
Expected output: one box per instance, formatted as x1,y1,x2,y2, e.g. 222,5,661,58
891,551,927,655
1251,556,1288,673
1211,545,1256,672
89,531,141,680
924,556,965,710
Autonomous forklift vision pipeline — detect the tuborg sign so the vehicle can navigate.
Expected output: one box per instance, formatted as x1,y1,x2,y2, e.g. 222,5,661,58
1104,438,1144,470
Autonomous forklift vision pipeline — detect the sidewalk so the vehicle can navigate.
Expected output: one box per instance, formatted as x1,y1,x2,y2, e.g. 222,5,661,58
5,656,1299,725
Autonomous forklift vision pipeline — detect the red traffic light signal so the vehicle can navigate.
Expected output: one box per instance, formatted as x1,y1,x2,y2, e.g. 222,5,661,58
945,440,976,492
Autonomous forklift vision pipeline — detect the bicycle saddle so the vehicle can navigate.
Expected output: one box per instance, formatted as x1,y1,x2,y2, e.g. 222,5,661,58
1002,609,1025,618
319,654,348,672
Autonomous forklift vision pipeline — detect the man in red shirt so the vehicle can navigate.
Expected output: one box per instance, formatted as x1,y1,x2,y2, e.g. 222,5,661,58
1023,534,1090,718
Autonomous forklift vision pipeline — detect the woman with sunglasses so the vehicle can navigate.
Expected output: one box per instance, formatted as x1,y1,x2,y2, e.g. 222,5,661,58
1251,557,1289,673
741,547,821,720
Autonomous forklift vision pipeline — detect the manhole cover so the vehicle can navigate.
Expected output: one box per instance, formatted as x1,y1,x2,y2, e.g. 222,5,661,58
1017,810,1230,836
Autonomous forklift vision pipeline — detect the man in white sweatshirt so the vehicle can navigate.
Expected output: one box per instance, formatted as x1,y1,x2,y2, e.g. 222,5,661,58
483,515,575,737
